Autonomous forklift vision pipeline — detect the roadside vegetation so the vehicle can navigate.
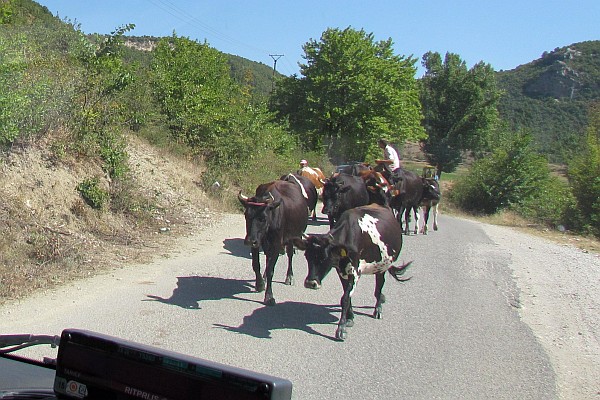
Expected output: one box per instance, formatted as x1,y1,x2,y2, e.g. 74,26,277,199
0,0,598,301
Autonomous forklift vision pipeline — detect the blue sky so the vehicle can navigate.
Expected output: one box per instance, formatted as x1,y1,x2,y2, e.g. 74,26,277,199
37,1,598,77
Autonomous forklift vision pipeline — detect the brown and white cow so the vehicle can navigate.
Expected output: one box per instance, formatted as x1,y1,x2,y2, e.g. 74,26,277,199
294,204,412,341
298,166,327,196
238,180,308,306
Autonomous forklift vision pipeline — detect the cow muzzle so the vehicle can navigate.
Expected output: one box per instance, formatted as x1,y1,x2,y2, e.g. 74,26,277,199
244,237,260,248
304,278,321,290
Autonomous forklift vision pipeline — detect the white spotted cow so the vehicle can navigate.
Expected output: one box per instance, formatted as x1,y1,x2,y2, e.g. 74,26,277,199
294,204,412,341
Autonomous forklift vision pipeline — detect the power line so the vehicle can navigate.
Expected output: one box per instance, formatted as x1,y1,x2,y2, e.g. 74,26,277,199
146,0,270,55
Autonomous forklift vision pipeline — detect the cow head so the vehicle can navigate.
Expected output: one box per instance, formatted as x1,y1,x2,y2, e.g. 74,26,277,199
294,233,341,290
321,177,351,218
421,178,441,201
238,191,282,248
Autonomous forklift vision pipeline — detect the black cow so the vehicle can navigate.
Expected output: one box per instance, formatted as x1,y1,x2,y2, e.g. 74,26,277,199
321,173,369,228
280,173,318,221
238,180,308,306
389,168,427,235
420,178,441,234
294,204,412,341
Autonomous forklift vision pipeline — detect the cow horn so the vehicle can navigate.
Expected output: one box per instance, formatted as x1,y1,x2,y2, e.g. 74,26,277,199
268,192,275,202
238,191,249,203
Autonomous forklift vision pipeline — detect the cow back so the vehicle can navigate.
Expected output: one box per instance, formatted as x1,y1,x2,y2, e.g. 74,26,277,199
298,166,326,190
322,173,369,221
332,204,403,263
253,180,309,242
280,173,318,214
391,168,424,207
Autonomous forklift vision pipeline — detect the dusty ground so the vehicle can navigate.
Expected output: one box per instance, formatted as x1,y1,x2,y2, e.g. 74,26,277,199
0,133,221,300
1,136,599,398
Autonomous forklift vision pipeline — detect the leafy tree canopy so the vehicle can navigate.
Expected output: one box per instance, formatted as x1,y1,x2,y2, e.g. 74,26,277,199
271,27,424,163
420,51,501,178
568,103,600,236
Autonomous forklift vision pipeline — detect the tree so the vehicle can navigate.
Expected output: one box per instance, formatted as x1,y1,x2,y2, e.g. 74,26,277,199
568,103,600,236
451,130,552,214
151,34,296,175
420,52,501,178
271,27,424,163
151,34,238,148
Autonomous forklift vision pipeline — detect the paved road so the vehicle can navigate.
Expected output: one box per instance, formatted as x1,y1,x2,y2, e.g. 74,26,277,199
1,211,555,399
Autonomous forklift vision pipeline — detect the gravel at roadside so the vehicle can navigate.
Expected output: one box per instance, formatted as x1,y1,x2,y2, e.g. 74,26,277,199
479,223,600,400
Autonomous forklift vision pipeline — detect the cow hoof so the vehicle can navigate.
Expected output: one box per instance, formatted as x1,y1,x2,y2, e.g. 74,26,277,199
335,328,347,341
373,310,382,319
264,297,276,306
284,276,294,285
256,281,266,293
346,319,354,328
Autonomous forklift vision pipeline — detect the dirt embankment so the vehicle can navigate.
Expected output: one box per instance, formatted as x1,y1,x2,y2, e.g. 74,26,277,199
0,134,220,301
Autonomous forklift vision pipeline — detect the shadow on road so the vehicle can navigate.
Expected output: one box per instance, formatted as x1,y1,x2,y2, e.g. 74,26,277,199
222,237,250,259
145,276,254,309
214,301,340,341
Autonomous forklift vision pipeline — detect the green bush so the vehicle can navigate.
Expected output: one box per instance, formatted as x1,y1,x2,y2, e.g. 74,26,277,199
568,109,600,236
451,131,551,214
77,177,109,210
513,175,577,228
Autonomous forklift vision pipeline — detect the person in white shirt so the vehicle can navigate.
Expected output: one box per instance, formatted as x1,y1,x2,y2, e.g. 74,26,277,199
376,138,401,176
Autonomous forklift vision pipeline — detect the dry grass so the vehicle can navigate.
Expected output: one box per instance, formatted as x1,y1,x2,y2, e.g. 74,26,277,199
0,132,222,304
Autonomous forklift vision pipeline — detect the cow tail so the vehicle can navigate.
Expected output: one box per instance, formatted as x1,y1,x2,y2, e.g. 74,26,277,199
388,261,413,282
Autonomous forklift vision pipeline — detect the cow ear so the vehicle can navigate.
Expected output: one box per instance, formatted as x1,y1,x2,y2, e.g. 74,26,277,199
268,199,282,209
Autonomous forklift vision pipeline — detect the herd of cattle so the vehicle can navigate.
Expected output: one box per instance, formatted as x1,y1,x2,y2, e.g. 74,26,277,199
237,164,441,341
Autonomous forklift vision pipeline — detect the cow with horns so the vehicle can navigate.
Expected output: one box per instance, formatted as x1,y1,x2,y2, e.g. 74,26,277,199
294,204,412,341
238,180,308,306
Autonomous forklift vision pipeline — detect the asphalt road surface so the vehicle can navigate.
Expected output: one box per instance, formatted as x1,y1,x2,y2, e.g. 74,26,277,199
1,211,556,399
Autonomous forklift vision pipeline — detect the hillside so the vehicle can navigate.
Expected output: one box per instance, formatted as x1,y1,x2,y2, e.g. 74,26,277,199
123,35,278,102
496,40,600,162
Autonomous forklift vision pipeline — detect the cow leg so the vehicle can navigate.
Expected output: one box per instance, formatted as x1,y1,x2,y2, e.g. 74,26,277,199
263,249,279,306
373,272,386,319
343,282,355,327
432,204,439,231
403,208,411,235
284,243,294,285
421,206,430,235
395,206,405,232
412,206,419,235
335,275,355,341
251,247,265,292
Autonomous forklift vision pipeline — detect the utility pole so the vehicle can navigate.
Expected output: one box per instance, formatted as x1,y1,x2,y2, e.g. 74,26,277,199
269,54,284,91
